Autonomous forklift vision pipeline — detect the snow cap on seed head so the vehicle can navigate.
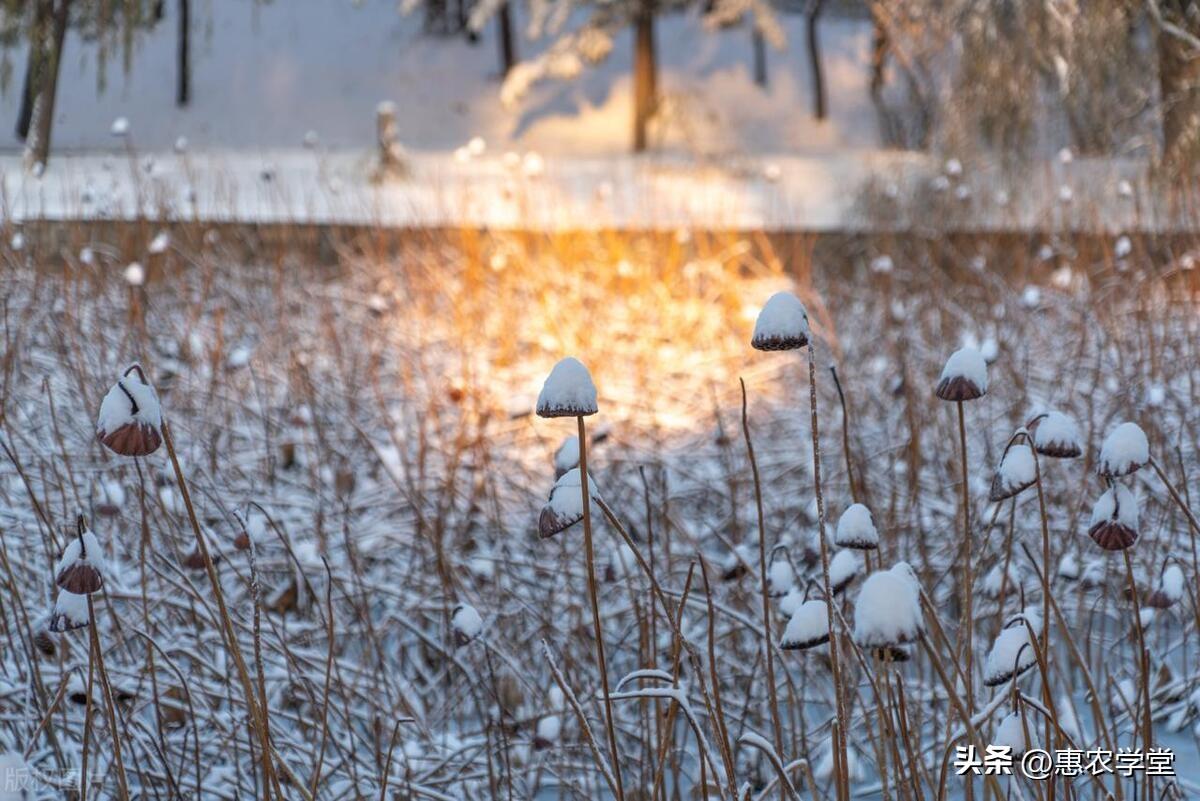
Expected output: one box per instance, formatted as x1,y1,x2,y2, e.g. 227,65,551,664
989,442,1037,502
96,364,162,457
829,549,863,595
766,546,795,597
780,599,830,650
982,611,1041,687
55,516,105,596
834,503,879,550
1097,422,1149,478
553,436,580,478
538,468,601,539
49,590,90,632
536,358,598,418
935,347,987,401
853,563,924,648
451,603,483,646
993,712,1035,756
1088,484,1139,551
1028,410,1082,459
751,292,810,351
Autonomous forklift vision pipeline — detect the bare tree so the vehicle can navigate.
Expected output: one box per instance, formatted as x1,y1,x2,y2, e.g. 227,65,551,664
23,0,72,171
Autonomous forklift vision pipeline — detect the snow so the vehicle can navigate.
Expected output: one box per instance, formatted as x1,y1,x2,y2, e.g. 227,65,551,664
50,590,89,631
751,291,810,351
778,586,805,618
777,599,825,652
553,436,580,477
538,467,600,538
451,603,484,644
56,530,104,577
1030,409,1082,458
0,752,28,801
834,503,878,550
536,357,598,418
111,117,129,137
829,548,863,594
123,262,146,286
993,712,1034,756
982,613,1041,687
766,550,795,597
1097,422,1150,477
853,565,923,648
1088,484,1139,550
1162,564,1184,603
149,230,171,254
989,443,1036,501
935,347,987,401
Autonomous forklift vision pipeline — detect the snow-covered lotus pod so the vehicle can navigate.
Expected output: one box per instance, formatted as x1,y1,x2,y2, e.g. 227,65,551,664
853,564,923,648
766,546,795,597
982,613,1041,687
534,711,562,750
934,347,987,402
829,549,863,595
49,590,90,632
989,443,1037,502
834,504,879,550
993,711,1034,756
55,518,104,595
778,585,805,618
96,364,162,457
1028,410,1082,458
1147,563,1184,609
451,603,483,646
721,542,755,581
780,599,829,650
1057,552,1080,582
751,292,810,351
1097,422,1149,478
553,436,580,478
538,468,601,539
1160,563,1184,605
536,358,598,418
1088,484,1139,551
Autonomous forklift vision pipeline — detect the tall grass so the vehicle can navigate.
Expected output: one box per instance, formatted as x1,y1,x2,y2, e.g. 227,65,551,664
0,214,1198,800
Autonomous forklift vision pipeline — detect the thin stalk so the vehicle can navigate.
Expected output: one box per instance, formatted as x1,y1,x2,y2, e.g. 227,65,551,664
740,378,786,761
803,344,849,801
87,595,130,801
161,420,276,797
955,401,974,716
577,414,625,801
1120,547,1154,801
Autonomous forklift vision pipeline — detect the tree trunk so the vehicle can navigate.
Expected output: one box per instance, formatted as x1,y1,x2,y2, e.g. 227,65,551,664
14,0,51,142
632,4,657,153
24,0,70,171
177,0,190,106
869,12,888,97
497,3,516,77
752,30,768,88
806,0,827,120
1158,18,1200,171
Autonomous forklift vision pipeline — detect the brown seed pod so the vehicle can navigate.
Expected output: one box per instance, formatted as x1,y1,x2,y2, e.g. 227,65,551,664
99,422,163,457
56,563,103,595
33,628,56,657
872,645,911,664
233,529,251,551
183,549,217,571
935,375,985,402
1088,519,1138,551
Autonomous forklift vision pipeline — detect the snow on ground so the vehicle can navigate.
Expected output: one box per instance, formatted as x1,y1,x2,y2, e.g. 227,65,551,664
0,1,875,156
0,147,1182,231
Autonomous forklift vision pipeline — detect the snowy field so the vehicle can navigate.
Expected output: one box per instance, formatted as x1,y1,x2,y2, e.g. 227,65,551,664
1,225,1199,799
